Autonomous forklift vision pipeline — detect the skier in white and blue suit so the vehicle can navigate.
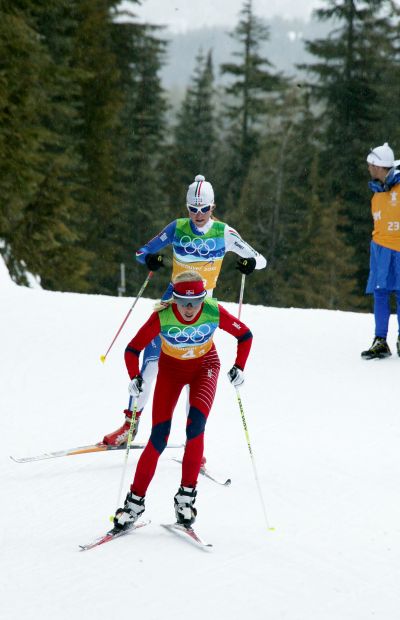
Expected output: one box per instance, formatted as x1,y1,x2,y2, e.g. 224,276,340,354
102,174,266,447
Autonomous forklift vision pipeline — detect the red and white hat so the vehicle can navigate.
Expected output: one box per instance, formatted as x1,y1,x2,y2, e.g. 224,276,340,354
186,174,215,207
172,279,207,306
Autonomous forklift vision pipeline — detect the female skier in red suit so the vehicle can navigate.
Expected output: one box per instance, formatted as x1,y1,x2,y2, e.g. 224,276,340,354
113,270,253,530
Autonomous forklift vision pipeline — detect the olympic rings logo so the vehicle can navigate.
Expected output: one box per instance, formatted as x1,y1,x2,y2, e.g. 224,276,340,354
180,235,216,257
167,324,211,344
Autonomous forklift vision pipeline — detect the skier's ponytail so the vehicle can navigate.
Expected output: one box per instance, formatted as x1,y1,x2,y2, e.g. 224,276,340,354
153,298,173,312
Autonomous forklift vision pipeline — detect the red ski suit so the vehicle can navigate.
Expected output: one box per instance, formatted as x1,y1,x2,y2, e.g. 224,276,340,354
124,303,252,496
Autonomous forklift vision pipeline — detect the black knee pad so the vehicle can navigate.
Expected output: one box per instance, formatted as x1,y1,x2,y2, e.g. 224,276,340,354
150,419,172,453
186,406,207,440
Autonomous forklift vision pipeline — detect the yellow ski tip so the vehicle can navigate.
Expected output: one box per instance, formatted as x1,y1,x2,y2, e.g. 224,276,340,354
100,355,106,363
268,527,276,532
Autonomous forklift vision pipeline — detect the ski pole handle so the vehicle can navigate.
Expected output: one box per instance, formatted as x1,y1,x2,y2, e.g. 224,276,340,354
238,274,246,320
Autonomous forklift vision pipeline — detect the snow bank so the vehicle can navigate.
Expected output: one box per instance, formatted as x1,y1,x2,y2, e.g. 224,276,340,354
1,279,400,620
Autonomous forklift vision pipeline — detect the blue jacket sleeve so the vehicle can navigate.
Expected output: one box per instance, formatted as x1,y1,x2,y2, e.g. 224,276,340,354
161,282,174,302
135,221,177,265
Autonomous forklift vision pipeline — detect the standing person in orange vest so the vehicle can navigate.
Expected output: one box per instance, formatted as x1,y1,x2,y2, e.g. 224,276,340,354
362,143,400,359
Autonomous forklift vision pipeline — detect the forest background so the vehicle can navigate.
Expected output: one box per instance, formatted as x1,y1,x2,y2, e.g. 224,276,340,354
1,0,400,310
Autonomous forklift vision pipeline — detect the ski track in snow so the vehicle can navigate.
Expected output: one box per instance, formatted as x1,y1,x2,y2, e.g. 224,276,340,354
2,261,400,619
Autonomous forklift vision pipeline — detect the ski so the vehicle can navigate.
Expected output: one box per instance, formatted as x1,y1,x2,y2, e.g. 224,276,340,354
79,519,151,551
11,442,184,464
161,523,213,551
172,457,231,487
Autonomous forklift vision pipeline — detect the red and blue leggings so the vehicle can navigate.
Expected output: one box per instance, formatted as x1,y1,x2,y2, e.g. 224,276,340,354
131,349,220,497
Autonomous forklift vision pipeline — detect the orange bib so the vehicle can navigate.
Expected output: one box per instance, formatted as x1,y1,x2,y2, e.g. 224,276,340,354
371,183,400,251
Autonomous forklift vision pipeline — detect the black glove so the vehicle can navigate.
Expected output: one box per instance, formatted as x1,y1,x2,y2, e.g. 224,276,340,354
145,253,164,271
227,365,245,387
236,257,256,275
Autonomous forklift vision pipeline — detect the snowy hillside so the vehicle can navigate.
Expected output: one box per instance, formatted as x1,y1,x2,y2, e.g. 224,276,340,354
1,261,400,620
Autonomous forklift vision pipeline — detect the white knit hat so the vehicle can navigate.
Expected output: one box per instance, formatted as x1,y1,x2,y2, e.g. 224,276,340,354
186,174,215,207
367,142,395,167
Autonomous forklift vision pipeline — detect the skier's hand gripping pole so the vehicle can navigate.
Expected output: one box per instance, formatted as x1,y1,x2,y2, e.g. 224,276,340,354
100,272,154,363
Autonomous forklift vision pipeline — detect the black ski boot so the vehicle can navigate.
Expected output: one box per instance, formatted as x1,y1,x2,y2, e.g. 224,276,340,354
114,492,145,531
174,486,197,526
361,337,391,360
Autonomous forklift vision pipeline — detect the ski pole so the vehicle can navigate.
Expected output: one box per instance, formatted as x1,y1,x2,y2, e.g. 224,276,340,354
235,386,274,531
238,274,246,319
114,396,138,514
235,273,273,529
101,271,153,363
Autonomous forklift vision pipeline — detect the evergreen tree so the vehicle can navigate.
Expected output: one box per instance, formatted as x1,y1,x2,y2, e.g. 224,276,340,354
112,11,169,298
220,82,358,310
370,1,400,146
173,50,217,187
300,0,400,302
11,155,93,290
161,48,218,226
0,3,48,271
0,0,169,295
219,0,284,208
280,159,358,310
72,0,124,294
0,0,92,290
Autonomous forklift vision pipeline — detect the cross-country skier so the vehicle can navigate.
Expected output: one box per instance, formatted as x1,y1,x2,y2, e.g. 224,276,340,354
112,271,252,530
102,174,266,448
361,143,400,359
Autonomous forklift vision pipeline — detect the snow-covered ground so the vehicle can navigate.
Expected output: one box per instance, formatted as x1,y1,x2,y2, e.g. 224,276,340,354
1,258,400,620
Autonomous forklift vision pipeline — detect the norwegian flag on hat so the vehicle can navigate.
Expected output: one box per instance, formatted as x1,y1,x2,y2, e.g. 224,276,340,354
173,280,205,298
